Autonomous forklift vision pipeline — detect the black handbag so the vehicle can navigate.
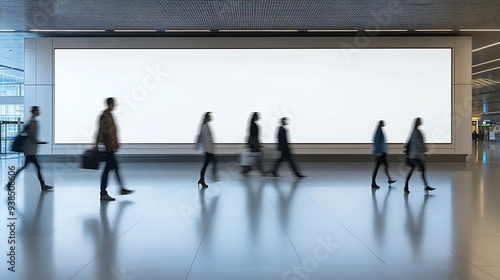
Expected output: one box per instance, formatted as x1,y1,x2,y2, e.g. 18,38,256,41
11,134,27,153
81,149,101,170
11,123,30,153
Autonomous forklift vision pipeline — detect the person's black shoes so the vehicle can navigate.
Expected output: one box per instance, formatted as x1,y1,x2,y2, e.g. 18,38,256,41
120,188,134,195
424,186,436,192
388,179,397,185
371,183,380,189
296,174,307,179
197,179,208,188
41,184,53,191
100,194,116,201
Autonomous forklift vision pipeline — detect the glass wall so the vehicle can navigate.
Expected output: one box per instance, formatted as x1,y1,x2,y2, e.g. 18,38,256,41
0,74,24,96
0,73,24,154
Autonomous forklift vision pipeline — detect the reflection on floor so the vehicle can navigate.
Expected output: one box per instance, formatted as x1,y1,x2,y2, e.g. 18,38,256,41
1,142,500,280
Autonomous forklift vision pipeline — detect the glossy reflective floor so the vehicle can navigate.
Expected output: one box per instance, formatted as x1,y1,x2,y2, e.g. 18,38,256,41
1,143,500,280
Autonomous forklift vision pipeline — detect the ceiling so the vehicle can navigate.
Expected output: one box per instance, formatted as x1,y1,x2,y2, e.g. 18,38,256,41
1,0,500,116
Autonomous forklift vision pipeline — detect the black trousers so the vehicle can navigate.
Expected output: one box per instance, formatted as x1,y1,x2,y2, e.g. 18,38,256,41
200,152,218,179
247,145,263,173
14,155,45,187
372,153,391,184
271,150,300,175
100,151,123,196
405,158,429,187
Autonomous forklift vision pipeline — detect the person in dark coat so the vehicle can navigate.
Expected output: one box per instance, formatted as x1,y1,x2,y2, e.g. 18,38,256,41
404,117,435,194
269,117,306,178
371,120,397,188
7,106,53,191
242,112,264,175
94,98,134,201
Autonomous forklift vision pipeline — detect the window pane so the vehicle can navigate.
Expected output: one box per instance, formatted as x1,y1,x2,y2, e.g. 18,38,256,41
0,104,24,154
0,73,24,96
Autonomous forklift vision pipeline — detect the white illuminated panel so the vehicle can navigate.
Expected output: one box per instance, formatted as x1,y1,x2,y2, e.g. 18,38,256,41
54,48,451,143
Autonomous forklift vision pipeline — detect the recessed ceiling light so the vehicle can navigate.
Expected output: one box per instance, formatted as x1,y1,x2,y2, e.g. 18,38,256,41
307,29,358,32
472,78,500,89
164,30,211,32
460,29,500,32
473,42,500,52
473,66,500,76
473,58,500,68
364,29,408,32
114,30,157,32
30,29,106,32
218,30,299,32
415,29,454,32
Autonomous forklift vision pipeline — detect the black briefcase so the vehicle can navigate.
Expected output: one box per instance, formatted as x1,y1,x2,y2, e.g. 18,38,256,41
11,134,27,153
81,149,101,170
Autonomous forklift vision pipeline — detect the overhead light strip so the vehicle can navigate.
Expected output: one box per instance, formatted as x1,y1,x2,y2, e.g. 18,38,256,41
218,29,299,32
460,29,500,32
114,30,157,32
473,66,500,76
165,30,211,32
415,29,454,32
473,58,500,68
307,29,358,32
30,29,106,32
473,42,500,52
364,29,408,32
0,29,15,32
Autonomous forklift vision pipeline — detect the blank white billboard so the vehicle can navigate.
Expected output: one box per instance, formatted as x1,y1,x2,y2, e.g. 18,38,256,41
54,48,451,144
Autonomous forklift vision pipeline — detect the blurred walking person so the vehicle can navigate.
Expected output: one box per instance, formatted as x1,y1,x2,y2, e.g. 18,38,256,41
94,97,134,201
404,117,435,194
371,120,397,189
197,112,218,188
242,112,264,175
269,117,306,178
7,106,53,191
